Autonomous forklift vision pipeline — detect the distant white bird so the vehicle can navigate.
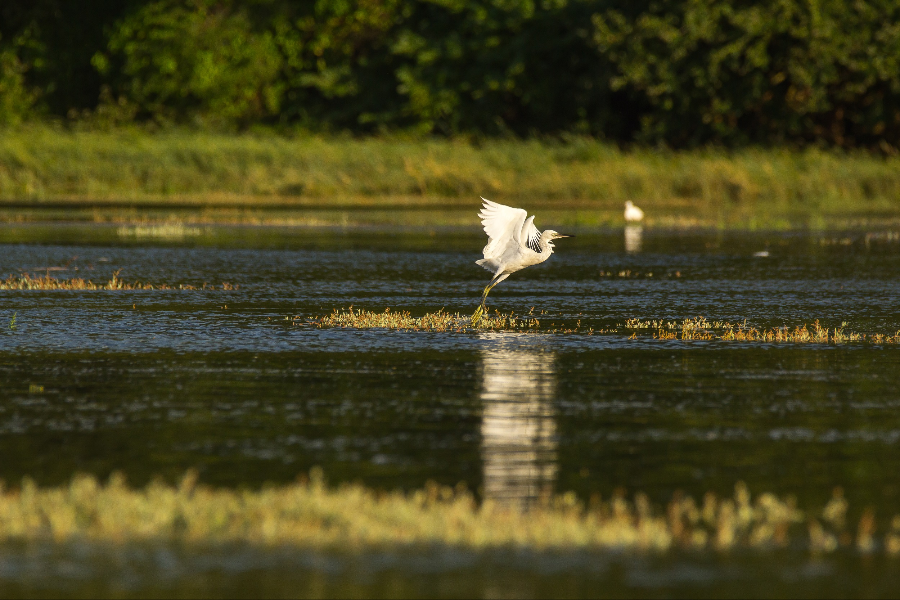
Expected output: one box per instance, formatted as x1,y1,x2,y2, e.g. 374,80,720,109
472,198,573,323
624,201,644,222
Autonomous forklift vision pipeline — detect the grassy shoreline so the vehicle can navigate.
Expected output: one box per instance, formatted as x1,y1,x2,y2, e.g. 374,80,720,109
2,128,900,228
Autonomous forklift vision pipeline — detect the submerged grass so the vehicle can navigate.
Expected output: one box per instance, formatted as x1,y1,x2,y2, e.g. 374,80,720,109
0,471,895,555
0,272,237,291
3,127,900,227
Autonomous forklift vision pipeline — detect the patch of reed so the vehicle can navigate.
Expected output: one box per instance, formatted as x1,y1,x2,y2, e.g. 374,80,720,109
0,471,895,555
625,317,900,344
4,128,900,228
303,309,898,342
0,272,237,291
301,307,543,332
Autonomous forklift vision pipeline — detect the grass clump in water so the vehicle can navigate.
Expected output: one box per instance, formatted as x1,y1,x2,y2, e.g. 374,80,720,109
0,471,896,555
303,307,541,332
0,272,237,291
625,317,900,344
304,310,900,342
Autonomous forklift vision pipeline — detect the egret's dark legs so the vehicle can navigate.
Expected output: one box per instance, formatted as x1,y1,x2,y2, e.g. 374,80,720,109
471,283,494,322
472,272,508,325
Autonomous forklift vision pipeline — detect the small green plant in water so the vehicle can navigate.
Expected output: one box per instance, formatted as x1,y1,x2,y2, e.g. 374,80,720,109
7,312,15,330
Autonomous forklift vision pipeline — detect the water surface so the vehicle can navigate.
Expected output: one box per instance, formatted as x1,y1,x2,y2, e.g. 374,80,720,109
2,223,900,597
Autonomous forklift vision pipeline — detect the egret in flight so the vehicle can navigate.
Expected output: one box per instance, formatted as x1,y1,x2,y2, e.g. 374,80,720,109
472,198,573,323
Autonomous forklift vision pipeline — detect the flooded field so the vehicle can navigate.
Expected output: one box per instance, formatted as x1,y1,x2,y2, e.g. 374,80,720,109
2,222,900,597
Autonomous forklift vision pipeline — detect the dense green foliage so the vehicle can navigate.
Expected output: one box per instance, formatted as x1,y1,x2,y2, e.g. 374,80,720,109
96,0,283,126
2,0,900,147
0,34,36,126
594,0,900,147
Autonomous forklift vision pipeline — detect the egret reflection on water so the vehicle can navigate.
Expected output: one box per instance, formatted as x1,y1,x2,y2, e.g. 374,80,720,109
625,225,643,253
479,336,558,507
473,198,573,323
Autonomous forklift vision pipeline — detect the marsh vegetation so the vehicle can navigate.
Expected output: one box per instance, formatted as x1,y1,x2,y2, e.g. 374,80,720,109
3,130,900,228
625,317,900,344
305,308,900,344
0,272,235,291
0,470,893,556
305,307,542,333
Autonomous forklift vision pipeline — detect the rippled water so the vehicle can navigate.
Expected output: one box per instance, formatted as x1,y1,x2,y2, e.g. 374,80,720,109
2,223,900,597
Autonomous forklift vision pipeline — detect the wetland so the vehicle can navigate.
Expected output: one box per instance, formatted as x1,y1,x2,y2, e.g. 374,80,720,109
2,220,900,597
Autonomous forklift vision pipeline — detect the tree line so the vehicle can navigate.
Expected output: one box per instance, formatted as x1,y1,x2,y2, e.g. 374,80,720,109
2,0,899,149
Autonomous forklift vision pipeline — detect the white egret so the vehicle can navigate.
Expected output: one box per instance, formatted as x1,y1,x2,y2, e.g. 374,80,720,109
472,198,573,323
624,200,644,222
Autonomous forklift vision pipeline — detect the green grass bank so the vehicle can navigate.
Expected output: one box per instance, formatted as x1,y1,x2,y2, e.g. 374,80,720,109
2,127,900,228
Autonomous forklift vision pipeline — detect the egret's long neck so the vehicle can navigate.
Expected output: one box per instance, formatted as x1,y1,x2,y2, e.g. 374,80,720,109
538,234,554,256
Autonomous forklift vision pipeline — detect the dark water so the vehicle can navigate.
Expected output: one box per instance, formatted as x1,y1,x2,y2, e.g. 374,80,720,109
2,223,900,597
5,543,900,599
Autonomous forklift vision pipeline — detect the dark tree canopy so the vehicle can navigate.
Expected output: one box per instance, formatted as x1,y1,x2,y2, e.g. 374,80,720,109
1,0,899,148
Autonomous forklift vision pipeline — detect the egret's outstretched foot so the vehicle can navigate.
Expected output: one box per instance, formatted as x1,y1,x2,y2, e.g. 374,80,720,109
472,304,486,325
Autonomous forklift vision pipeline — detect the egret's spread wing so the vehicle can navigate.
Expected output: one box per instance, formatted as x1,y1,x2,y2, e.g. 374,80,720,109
479,198,526,242
479,198,527,259
520,215,541,253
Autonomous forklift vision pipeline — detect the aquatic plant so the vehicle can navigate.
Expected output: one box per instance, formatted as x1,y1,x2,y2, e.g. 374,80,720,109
0,471,894,555
624,317,900,344
302,307,543,332
0,272,237,291
7,311,15,330
304,309,900,343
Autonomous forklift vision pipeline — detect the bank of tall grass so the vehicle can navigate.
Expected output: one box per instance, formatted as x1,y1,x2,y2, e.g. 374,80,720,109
0,470,892,555
2,127,900,226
